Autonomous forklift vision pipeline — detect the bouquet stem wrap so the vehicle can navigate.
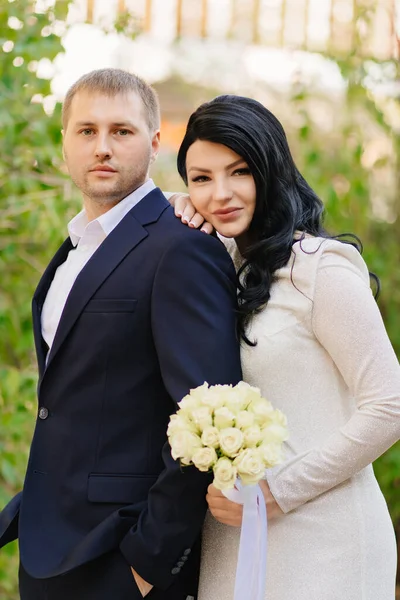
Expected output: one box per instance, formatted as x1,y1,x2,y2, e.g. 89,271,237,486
223,479,267,600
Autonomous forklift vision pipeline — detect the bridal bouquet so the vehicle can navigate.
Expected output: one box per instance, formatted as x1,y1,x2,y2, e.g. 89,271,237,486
168,382,288,600
167,381,288,489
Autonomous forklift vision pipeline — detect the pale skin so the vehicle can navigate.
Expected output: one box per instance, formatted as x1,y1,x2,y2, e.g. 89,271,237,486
63,89,157,597
171,140,285,525
62,90,160,222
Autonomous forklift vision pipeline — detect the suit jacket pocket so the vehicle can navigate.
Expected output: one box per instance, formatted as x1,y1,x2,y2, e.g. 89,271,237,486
84,299,138,313
87,473,158,504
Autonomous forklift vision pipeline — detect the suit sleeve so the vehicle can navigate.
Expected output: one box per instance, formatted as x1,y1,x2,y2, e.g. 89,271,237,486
119,231,243,589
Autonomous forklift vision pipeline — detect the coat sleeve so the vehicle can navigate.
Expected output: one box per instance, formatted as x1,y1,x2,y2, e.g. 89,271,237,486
119,231,242,589
266,241,400,513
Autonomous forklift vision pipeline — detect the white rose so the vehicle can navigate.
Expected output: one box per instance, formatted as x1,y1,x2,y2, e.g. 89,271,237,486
167,413,197,437
191,406,213,431
234,381,263,408
201,426,220,448
223,390,247,413
169,430,202,464
242,425,262,448
213,457,237,490
235,410,255,429
259,442,284,468
201,385,232,410
219,427,244,458
192,447,218,472
261,411,288,444
234,448,265,485
178,393,201,414
188,382,210,401
261,424,288,445
248,398,275,426
214,406,236,429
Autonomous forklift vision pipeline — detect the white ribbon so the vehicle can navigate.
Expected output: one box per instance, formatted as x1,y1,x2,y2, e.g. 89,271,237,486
222,479,267,600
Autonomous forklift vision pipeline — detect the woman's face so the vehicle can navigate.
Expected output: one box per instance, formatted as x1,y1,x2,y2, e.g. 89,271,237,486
186,140,257,241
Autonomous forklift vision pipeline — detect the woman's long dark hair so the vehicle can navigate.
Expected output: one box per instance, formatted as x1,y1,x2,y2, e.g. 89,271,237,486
177,95,375,344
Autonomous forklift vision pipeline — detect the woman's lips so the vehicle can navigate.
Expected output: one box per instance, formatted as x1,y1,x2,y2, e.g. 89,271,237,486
213,207,242,221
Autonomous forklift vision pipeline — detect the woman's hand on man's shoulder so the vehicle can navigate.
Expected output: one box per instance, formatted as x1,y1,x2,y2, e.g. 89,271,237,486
166,192,214,235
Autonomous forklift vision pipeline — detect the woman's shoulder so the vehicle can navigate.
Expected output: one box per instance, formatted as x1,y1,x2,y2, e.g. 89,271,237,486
287,235,371,301
293,235,369,278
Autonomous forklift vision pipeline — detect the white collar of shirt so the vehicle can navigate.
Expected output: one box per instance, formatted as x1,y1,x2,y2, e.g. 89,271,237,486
68,179,156,247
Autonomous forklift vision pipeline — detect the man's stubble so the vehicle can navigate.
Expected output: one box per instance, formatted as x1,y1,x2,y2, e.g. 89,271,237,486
65,146,152,207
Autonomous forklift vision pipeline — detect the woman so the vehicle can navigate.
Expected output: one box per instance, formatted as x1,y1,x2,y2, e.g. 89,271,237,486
170,95,400,599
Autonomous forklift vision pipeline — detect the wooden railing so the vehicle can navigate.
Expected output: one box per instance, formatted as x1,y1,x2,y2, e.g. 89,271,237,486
84,0,399,60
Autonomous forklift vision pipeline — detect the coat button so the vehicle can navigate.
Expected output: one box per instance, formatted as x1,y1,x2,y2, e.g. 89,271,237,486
38,407,49,420
176,561,185,568
171,567,181,575
183,548,191,556
180,556,188,562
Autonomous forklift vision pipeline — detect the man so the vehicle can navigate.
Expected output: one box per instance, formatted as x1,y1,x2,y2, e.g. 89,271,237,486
0,68,242,599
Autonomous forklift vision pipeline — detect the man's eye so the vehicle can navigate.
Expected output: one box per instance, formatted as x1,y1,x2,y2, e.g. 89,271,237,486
81,129,94,136
117,129,131,136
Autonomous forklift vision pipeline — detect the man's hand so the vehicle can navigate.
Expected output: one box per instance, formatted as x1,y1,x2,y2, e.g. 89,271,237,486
131,567,153,597
168,193,214,234
206,480,284,527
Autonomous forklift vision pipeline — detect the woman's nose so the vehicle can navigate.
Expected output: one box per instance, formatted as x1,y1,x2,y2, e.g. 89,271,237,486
213,179,233,202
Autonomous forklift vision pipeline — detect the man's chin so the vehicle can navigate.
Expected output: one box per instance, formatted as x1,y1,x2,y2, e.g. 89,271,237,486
85,186,125,204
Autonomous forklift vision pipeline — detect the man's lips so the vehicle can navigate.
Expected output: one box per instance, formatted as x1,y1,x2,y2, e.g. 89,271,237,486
90,166,117,173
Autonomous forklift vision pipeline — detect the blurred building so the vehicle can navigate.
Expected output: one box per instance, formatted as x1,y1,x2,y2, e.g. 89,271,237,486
51,1,398,150
77,0,398,59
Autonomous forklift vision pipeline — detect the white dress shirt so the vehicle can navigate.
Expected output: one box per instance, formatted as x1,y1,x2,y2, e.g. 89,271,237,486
41,179,156,351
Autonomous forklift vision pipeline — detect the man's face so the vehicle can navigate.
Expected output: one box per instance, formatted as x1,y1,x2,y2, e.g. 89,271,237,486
62,91,160,210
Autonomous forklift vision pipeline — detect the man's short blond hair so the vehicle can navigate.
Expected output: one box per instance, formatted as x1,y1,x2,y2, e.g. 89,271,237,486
62,68,160,132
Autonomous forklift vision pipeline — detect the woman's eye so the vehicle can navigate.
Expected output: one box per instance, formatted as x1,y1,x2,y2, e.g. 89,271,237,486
233,167,251,176
191,175,210,183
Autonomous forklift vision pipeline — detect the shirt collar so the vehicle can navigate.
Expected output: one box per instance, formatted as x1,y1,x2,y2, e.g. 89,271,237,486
68,179,156,246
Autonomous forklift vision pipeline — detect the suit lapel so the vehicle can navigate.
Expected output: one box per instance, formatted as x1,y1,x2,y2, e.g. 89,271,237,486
44,188,170,372
32,238,73,378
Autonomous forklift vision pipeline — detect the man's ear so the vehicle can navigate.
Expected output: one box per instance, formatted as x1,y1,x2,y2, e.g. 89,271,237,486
150,130,161,163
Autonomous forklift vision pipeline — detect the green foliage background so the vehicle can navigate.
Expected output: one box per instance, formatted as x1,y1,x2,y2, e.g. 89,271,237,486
0,1,399,597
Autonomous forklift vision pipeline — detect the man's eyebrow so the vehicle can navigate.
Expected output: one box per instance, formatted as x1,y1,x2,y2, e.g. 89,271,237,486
73,121,137,128
110,121,137,128
188,158,246,174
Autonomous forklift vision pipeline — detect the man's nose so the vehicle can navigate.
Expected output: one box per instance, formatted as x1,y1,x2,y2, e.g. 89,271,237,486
95,134,112,160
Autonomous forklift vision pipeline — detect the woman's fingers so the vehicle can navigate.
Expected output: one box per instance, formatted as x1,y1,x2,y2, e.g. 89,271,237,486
169,193,192,217
167,192,213,233
206,484,243,527
199,222,214,235
187,212,205,229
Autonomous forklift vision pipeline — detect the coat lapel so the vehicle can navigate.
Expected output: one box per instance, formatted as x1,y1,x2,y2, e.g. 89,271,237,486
32,238,73,378
44,188,170,373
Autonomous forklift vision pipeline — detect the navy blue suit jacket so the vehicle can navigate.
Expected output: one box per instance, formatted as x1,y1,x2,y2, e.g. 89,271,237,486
0,188,242,594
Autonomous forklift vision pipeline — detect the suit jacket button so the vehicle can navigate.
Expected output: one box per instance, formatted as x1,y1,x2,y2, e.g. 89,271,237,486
183,548,191,556
177,561,185,568
171,567,181,575
180,556,188,562
38,407,49,420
